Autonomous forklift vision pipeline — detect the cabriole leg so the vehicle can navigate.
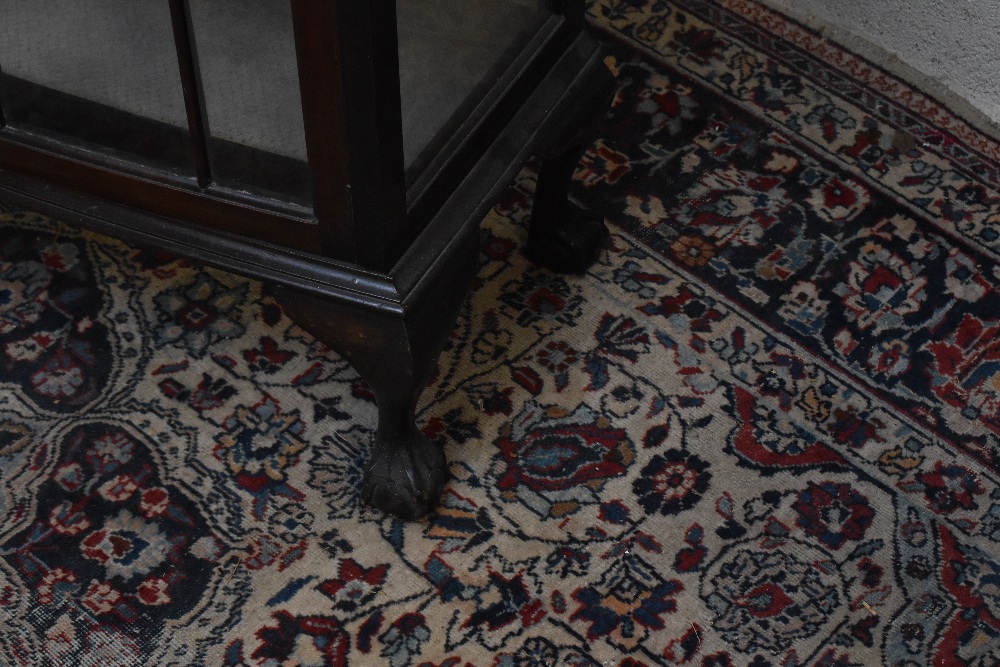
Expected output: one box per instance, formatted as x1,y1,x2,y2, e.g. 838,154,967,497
274,288,452,521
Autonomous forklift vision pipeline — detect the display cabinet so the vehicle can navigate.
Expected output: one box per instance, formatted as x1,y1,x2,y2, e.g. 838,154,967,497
0,0,615,518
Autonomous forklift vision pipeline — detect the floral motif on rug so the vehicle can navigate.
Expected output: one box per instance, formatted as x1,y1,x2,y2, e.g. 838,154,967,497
1,1,999,666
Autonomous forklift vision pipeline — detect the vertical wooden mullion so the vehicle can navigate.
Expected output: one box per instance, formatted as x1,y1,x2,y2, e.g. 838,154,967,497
0,62,8,129
291,0,406,271
290,0,354,261
168,0,213,188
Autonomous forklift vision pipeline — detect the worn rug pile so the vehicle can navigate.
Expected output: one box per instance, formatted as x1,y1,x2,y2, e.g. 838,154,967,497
2,0,1000,665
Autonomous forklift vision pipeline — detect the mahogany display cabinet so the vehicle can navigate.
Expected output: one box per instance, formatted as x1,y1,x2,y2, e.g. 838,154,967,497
0,0,615,519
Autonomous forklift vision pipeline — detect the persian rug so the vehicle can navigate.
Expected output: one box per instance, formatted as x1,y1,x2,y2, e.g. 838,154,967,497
2,0,999,665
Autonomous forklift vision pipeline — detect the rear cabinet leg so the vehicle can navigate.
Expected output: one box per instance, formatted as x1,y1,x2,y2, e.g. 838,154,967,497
526,63,617,274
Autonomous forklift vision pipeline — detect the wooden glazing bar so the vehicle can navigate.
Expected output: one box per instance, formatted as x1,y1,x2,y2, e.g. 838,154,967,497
289,0,356,261
168,0,213,188
0,62,7,129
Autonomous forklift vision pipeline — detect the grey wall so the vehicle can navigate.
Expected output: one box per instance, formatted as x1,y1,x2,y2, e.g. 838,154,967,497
760,0,1000,137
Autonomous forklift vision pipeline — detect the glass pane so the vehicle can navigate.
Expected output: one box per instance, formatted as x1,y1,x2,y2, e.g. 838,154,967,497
0,0,193,175
188,0,312,206
397,0,551,169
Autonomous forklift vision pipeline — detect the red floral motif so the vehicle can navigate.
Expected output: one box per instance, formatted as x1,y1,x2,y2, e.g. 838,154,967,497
808,177,869,221
53,462,86,492
252,611,350,666
735,583,794,617
319,559,389,612
500,272,585,328
911,462,985,515
662,624,704,663
793,481,875,550
36,568,77,605
139,487,171,518
39,242,80,272
729,386,847,470
578,144,632,187
482,233,516,262
243,336,296,375
837,245,927,335
48,501,91,536
926,313,1000,431
535,340,579,393
98,474,138,502
82,581,122,615
80,510,172,579
137,577,172,606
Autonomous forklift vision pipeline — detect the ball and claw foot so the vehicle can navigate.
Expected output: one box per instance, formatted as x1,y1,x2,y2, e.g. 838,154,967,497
361,431,449,520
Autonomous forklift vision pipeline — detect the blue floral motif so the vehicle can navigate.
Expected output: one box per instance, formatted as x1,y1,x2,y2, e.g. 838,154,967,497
570,555,683,651
380,613,431,667
612,260,669,299
980,504,1000,542
154,272,248,355
0,260,49,335
463,571,545,636
214,396,306,518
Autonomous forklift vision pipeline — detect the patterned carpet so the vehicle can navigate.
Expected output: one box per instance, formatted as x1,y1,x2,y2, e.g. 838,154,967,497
2,0,1000,665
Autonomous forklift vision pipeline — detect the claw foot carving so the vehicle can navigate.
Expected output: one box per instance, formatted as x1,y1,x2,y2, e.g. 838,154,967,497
361,430,448,520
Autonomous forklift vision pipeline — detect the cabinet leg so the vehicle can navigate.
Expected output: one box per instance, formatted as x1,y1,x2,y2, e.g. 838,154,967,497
275,288,450,520
526,63,617,274
274,283,461,520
